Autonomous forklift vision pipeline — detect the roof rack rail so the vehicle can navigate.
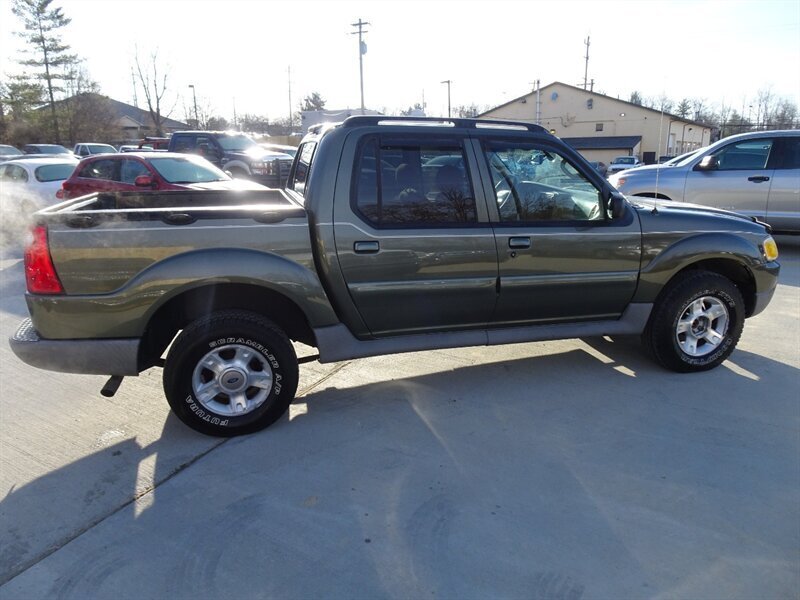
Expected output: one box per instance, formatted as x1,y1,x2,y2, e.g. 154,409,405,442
341,115,548,133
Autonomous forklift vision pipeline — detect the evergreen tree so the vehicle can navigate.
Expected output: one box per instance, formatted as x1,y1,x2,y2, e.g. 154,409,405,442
12,0,77,143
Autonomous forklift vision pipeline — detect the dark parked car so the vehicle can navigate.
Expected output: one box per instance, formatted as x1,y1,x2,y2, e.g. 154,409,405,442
60,152,269,199
23,144,72,155
169,131,293,187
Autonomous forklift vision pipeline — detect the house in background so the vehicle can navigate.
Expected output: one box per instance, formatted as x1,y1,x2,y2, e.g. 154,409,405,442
44,93,189,146
480,81,712,164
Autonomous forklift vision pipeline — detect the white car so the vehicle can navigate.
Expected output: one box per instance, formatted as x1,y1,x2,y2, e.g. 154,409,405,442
74,143,117,157
0,155,78,213
607,155,643,174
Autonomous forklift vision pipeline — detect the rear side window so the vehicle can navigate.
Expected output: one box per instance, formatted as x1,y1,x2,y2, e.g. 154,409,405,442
352,136,476,227
775,137,800,169
78,158,117,180
35,164,75,182
119,159,151,183
289,142,316,197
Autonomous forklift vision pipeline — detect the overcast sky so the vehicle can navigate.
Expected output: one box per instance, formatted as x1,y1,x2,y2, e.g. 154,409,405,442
2,0,799,124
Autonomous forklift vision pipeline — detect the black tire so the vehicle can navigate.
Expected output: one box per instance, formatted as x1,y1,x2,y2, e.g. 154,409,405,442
644,271,745,373
163,310,298,436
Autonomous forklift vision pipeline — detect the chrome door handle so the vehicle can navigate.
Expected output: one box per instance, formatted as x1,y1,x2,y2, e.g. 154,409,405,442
508,237,531,249
748,176,770,183
354,241,380,254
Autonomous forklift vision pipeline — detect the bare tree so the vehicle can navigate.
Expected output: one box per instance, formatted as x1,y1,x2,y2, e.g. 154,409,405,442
134,47,175,136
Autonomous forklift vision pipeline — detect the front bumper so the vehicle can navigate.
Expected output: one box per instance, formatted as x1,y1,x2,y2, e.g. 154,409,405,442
9,318,140,376
750,260,780,317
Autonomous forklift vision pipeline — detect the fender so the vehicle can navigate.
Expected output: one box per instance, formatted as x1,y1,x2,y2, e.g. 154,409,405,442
29,248,339,339
633,231,764,303
222,159,251,174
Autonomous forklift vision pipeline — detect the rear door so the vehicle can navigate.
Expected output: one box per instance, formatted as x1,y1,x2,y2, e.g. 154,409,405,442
333,132,498,336
683,136,775,220
68,158,121,197
766,135,800,232
476,137,641,324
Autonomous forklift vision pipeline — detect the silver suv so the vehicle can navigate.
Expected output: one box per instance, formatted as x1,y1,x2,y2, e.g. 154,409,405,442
609,130,800,233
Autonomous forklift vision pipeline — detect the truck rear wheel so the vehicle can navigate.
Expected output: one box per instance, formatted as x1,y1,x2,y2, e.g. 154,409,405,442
644,271,744,372
163,310,298,436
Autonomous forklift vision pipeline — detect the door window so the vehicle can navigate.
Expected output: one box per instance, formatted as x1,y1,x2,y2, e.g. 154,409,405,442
2,164,29,182
483,142,604,222
352,136,477,227
775,137,800,169
120,159,151,183
289,141,316,197
713,139,773,170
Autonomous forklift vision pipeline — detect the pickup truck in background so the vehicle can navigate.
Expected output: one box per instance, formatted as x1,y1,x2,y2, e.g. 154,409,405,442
168,130,293,188
607,155,643,174
11,117,780,437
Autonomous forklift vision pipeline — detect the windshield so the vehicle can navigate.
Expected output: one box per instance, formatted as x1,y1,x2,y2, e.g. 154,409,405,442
35,163,76,182
88,144,116,154
614,157,636,165
38,145,70,154
672,148,706,167
149,156,230,183
216,134,258,152
0,146,23,156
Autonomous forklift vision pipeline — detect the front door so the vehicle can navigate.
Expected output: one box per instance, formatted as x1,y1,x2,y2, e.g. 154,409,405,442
683,136,775,221
475,138,641,325
334,133,498,336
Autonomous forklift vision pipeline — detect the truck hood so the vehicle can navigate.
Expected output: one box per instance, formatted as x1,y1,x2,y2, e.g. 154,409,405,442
630,196,768,233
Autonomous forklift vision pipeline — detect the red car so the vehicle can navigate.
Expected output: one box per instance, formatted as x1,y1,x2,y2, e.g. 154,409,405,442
59,152,268,199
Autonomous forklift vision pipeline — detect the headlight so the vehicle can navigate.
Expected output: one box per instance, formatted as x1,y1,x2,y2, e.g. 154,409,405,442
761,236,779,261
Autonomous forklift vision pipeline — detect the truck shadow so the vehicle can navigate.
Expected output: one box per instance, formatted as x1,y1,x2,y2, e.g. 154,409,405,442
3,341,797,597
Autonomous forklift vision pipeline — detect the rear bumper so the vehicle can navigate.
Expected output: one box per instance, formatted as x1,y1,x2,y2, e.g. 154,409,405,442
9,318,140,376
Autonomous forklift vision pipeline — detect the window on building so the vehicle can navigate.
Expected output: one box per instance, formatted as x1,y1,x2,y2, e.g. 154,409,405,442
595,123,604,132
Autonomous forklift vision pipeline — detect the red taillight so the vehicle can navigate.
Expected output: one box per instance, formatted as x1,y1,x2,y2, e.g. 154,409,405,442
24,225,64,294
55,187,64,199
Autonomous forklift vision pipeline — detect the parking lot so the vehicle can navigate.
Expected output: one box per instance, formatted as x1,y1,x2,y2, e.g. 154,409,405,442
0,237,798,599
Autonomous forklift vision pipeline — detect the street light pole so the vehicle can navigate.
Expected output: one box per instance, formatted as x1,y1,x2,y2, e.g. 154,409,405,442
351,19,370,114
188,84,199,128
441,79,452,118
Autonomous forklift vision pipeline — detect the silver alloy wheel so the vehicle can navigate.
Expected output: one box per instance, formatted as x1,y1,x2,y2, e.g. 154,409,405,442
675,296,730,357
191,344,273,416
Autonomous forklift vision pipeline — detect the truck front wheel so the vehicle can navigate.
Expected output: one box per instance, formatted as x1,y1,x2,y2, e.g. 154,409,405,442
644,271,745,372
163,310,298,436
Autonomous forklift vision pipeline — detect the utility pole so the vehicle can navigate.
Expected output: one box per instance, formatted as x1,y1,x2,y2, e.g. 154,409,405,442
351,19,370,113
188,84,198,128
583,35,591,90
441,79,452,118
288,65,293,129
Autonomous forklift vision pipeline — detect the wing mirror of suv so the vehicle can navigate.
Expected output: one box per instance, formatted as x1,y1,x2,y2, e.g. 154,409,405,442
134,175,154,188
694,155,719,171
608,192,626,219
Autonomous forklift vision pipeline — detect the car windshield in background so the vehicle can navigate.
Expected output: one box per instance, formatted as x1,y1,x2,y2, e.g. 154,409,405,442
614,157,637,165
0,146,23,156
149,156,229,183
38,145,70,154
216,135,258,152
35,163,76,182
88,144,116,154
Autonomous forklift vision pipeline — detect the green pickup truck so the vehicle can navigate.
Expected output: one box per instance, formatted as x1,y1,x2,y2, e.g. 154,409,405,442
11,117,781,436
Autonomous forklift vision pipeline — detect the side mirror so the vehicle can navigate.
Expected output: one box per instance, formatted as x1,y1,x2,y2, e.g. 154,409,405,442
134,175,154,188
608,192,626,219
694,155,719,171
